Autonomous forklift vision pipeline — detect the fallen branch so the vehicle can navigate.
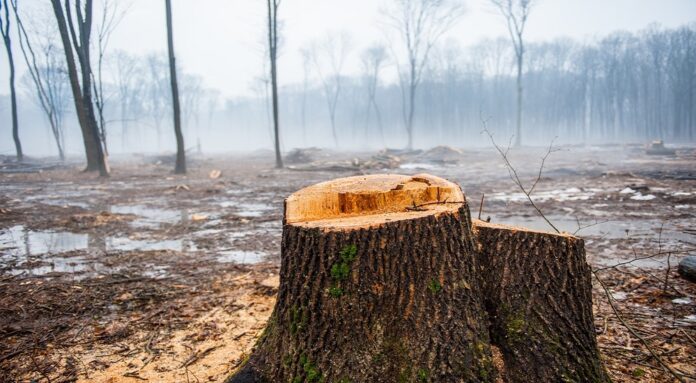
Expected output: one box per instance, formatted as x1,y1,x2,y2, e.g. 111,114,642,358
592,269,686,382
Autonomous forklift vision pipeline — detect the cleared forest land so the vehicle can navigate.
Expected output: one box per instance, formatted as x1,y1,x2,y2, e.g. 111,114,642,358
0,145,694,382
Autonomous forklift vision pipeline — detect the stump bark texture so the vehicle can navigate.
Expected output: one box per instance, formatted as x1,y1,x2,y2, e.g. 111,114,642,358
227,174,607,383
474,221,609,382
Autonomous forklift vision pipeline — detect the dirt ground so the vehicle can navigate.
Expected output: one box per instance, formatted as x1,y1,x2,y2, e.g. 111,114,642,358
0,145,694,382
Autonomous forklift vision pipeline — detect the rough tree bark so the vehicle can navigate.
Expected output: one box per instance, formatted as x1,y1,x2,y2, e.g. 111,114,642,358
473,220,609,383
50,0,108,175
267,0,282,168
229,174,494,382
165,0,185,174
0,0,23,161
226,174,608,383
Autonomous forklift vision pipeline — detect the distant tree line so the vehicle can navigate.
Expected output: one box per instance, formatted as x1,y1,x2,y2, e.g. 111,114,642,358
219,24,696,149
2,0,695,172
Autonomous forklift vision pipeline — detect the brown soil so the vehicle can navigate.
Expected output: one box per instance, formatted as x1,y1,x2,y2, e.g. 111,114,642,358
0,146,694,382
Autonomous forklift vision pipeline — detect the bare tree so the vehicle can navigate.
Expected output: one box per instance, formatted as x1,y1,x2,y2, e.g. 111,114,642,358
113,50,144,148
91,0,126,156
165,0,185,174
180,73,202,151
50,0,109,176
0,0,22,161
13,1,68,159
266,0,282,168
384,0,464,150
299,47,311,145
312,32,351,148
361,44,387,146
490,0,534,147
144,54,170,148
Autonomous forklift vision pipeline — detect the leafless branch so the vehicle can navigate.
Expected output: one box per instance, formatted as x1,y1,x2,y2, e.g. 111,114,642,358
480,116,560,233
592,270,686,382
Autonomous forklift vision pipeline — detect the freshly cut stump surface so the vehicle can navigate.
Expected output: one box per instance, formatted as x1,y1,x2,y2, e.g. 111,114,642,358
227,174,608,383
228,174,494,382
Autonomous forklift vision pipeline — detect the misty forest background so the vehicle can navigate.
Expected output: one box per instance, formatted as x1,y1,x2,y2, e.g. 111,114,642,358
1,2,695,159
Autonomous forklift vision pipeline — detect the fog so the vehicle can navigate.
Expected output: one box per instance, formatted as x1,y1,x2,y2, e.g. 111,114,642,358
1,0,696,158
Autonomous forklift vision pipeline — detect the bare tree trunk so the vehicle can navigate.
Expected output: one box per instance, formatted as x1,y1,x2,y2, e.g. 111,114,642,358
5,32,22,162
515,54,523,147
50,0,108,175
50,117,65,160
268,0,282,168
165,0,185,174
407,82,416,150
1,0,23,161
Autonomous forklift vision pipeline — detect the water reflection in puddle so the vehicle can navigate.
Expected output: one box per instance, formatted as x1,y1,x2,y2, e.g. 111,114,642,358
491,214,693,243
110,204,183,228
0,225,197,258
238,203,275,218
0,225,88,255
400,163,437,170
216,200,277,218
216,250,267,264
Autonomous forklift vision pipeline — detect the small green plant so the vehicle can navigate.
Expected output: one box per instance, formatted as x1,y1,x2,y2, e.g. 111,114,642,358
289,306,308,335
299,354,322,383
339,244,357,262
328,285,344,297
505,312,526,341
632,368,645,377
417,368,429,382
427,279,442,293
331,262,351,281
329,244,358,298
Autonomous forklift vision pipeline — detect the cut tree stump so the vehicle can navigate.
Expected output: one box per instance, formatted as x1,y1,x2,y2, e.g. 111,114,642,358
473,221,609,383
226,173,608,383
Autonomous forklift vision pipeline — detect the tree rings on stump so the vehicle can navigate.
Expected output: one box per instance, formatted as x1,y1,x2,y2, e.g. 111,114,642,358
226,174,608,383
228,174,494,382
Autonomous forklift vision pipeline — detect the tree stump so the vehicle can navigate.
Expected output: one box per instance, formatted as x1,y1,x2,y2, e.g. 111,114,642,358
473,220,609,383
228,174,494,383
227,174,608,383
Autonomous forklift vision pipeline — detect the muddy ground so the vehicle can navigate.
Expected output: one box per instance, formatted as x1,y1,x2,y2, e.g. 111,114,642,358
0,145,694,382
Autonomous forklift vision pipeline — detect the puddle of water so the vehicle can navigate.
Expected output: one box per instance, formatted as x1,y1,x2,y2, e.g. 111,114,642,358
593,255,672,270
9,255,100,277
610,291,627,301
1,226,197,262
672,297,692,305
490,188,598,203
236,202,275,218
111,204,183,228
193,228,224,237
106,237,197,252
492,214,692,242
141,264,170,279
400,163,438,170
227,229,267,240
0,225,88,256
216,250,267,264
630,193,657,201
42,199,91,209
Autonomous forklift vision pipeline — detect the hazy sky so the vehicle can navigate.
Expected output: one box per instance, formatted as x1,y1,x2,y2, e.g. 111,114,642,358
2,0,696,98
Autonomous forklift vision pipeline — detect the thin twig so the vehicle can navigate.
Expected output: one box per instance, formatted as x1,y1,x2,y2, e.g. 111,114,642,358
478,194,485,220
480,118,560,233
592,270,686,382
